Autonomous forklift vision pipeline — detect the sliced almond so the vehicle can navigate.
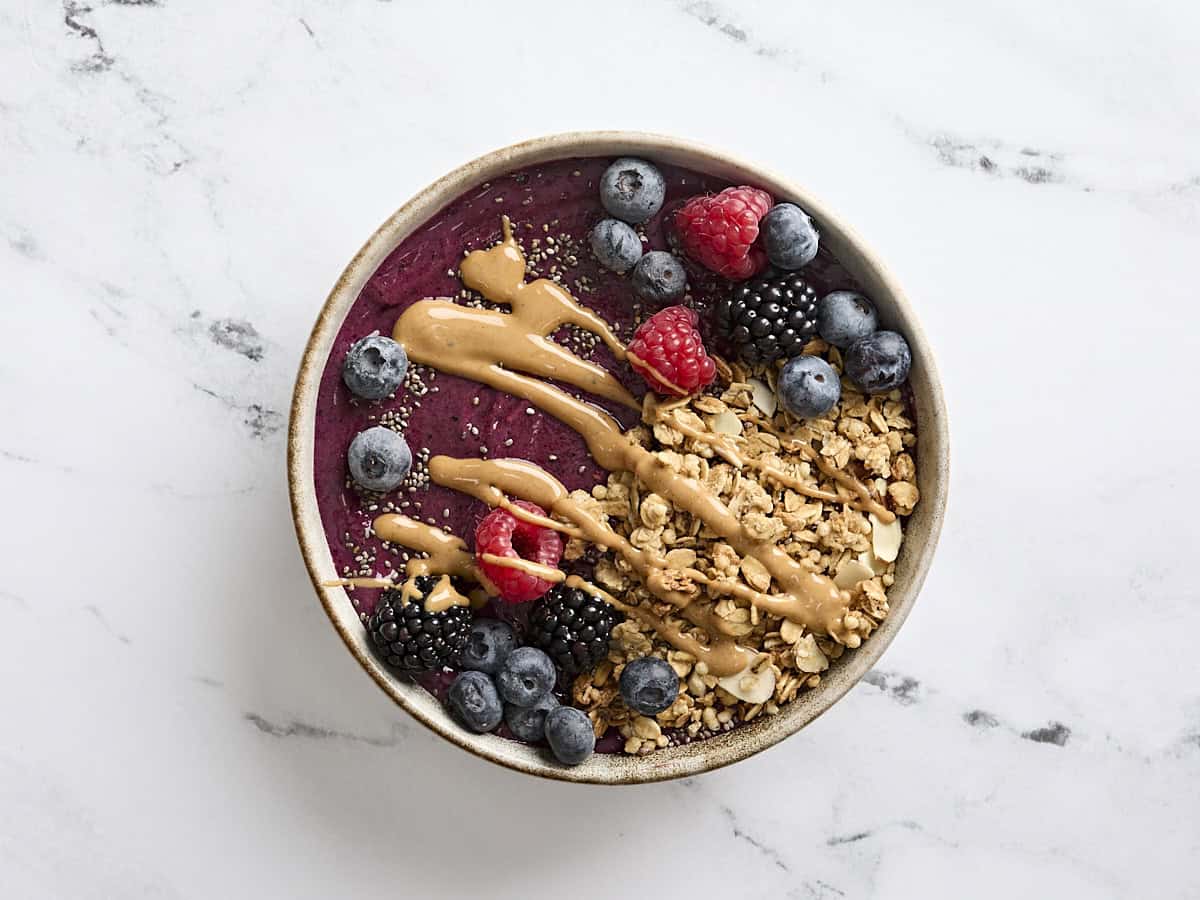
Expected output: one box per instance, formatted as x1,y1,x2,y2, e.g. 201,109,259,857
693,395,727,414
718,663,776,704
834,559,875,590
674,409,707,433
779,619,805,644
858,550,890,577
664,547,697,568
869,514,903,562
652,422,683,446
740,556,772,592
793,634,829,673
749,378,777,417
708,409,743,437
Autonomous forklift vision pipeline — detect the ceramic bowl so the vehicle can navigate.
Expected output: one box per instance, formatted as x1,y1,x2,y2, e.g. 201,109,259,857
288,131,949,784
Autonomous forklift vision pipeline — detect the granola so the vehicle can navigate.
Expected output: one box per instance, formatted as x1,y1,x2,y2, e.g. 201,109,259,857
572,340,919,751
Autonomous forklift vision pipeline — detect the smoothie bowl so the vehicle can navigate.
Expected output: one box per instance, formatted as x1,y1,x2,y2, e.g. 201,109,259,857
288,132,948,783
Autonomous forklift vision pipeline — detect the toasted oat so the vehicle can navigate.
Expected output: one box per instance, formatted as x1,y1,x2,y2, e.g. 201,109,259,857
888,481,920,515
793,634,830,673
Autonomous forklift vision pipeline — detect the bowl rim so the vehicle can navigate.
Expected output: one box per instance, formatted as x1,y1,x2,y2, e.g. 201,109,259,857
287,130,949,784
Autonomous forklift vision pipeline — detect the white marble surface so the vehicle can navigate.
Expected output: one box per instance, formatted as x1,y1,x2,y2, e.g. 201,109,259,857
3,1,1198,897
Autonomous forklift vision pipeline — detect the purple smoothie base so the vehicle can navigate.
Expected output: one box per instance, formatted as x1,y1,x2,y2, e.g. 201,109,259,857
312,156,865,752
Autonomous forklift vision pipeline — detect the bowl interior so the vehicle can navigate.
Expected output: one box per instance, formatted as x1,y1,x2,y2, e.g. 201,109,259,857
288,131,949,784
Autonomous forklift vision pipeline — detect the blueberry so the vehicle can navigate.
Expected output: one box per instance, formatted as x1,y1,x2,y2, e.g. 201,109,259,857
631,251,686,302
447,671,503,733
460,619,517,675
845,330,912,394
342,334,408,400
504,693,559,743
590,219,643,274
777,355,841,419
760,203,820,270
817,290,878,349
618,656,679,716
347,426,411,492
600,158,666,224
544,706,595,766
495,646,556,707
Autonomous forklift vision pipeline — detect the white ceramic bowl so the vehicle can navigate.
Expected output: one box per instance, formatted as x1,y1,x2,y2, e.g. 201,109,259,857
288,131,949,784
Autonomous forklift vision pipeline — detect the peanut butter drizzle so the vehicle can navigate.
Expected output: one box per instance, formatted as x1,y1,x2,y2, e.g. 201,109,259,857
430,453,855,644
478,552,566,583
563,576,755,677
796,445,895,523
748,414,896,523
386,220,861,646
498,497,584,539
394,216,638,411
626,349,687,397
627,450,856,640
440,456,772,636
647,396,895,522
323,570,472,613
322,576,401,590
369,514,481,610
431,455,703,612
419,574,472,613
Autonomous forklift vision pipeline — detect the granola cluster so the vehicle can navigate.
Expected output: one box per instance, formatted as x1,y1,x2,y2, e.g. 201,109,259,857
568,338,920,754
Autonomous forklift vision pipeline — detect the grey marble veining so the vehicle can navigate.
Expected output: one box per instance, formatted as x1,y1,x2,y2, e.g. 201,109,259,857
2,1,1198,897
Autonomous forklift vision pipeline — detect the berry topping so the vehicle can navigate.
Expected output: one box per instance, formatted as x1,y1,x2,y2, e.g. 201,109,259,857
599,158,666,224
342,334,408,400
366,577,473,674
619,656,680,715
673,186,773,279
347,426,412,493
474,501,564,604
715,272,819,367
447,670,503,733
495,646,557,707
590,218,643,273
460,619,518,675
544,706,596,766
630,250,687,302
527,585,624,676
777,355,841,419
845,330,912,394
626,305,716,397
817,290,878,349
504,692,559,743
760,203,820,270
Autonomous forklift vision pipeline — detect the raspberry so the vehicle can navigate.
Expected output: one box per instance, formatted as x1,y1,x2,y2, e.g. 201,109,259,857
673,186,773,280
626,305,716,397
474,500,563,603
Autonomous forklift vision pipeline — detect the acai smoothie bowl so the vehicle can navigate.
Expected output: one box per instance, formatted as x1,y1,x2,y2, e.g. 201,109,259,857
288,132,948,783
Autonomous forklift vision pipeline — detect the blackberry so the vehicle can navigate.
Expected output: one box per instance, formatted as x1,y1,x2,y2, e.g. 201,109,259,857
715,273,819,366
366,576,473,674
527,585,624,676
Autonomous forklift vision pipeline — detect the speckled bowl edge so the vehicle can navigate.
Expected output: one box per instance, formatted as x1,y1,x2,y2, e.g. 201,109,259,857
287,131,950,785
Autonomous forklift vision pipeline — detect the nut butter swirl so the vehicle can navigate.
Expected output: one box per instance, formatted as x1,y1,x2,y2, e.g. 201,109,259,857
563,576,755,678
431,455,759,675
368,514,484,611
397,216,638,412
380,219,869,651
645,396,895,523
